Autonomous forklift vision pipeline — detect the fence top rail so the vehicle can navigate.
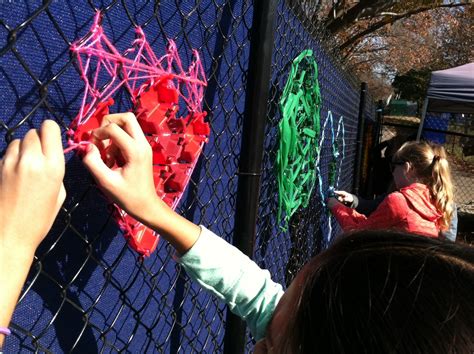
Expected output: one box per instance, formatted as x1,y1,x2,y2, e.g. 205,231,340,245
382,122,474,139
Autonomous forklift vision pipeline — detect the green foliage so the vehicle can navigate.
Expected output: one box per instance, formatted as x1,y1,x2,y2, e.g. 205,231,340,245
392,69,431,104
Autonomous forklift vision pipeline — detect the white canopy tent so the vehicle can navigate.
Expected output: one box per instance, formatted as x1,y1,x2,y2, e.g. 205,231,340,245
417,62,474,140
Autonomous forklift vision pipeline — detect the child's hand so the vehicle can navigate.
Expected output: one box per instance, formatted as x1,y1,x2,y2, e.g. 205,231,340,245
82,113,201,255
0,120,65,341
82,113,164,224
334,190,354,204
0,120,66,258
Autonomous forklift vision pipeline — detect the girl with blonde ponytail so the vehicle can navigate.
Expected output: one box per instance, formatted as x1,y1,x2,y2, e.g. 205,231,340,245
329,141,455,238
395,142,455,231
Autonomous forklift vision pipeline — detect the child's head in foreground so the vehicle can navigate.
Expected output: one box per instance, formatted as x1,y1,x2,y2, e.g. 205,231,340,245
255,230,474,353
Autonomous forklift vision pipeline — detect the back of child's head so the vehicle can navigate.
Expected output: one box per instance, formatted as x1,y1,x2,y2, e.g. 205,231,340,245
393,141,454,230
282,230,474,353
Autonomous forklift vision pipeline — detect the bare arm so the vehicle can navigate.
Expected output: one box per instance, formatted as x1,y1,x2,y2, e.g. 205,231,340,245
0,121,66,347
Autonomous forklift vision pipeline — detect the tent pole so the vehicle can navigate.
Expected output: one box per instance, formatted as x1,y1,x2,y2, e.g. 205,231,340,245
416,98,429,141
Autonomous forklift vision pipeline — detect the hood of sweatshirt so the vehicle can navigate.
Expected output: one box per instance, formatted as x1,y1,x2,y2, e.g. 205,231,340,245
399,183,442,222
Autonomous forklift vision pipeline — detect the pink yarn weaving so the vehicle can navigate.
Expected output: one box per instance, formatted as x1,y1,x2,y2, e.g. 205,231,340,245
67,12,209,257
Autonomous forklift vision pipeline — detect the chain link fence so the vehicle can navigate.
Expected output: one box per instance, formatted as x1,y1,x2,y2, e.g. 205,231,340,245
422,113,474,214
251,1,374,348
376,111,474,244
1,1,373,352
377,113,474,213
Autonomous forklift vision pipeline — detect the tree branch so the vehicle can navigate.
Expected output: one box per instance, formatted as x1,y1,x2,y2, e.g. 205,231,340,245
344,45,389,62
350,57,381,68
339,2,470,51
325,0,397,33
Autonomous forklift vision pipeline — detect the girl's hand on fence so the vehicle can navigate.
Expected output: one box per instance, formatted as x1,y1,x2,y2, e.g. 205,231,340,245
83,113,158,221
83,113,201,255
0,120,65,341
0,120,66,258
334,190,354,204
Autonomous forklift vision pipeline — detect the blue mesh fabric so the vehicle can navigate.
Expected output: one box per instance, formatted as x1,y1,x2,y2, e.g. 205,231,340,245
0,1,374,353
1,1,252,352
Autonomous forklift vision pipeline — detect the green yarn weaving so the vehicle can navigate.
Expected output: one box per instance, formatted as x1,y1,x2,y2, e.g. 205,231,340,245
276,49,321,229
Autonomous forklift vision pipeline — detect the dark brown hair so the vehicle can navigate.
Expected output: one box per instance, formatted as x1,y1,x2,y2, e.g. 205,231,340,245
282,231,474,353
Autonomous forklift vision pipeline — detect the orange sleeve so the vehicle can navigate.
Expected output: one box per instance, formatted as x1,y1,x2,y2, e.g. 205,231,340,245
331,193,408,232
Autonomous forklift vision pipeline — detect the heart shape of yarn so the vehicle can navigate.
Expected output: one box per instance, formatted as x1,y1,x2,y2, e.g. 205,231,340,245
70,78,209,256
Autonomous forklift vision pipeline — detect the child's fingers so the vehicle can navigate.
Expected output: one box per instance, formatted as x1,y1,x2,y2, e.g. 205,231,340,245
4,139,21,159
334,190,349,201
92,123,136,160
0,139,20,171
101,113,145,142
39,120,64,163
82,144,117,186
20,129,41,155
104,144,119,167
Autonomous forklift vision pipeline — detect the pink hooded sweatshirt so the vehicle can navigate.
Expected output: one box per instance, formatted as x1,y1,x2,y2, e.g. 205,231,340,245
331,183,442,237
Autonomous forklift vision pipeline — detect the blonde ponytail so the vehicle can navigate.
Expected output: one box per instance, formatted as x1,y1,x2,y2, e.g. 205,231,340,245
430,144,455,230
395,141,455,230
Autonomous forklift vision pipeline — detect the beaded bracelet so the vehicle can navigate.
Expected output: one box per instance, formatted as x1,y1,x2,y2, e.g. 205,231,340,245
0,327,11,336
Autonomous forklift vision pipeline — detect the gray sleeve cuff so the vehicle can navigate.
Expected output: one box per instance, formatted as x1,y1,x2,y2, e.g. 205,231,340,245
350,194,359,208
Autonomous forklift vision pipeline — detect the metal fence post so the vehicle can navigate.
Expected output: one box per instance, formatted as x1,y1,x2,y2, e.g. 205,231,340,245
366,99,384,197
416,98,429,141
352,82,368,195
374,99,384,145
223,0,278,353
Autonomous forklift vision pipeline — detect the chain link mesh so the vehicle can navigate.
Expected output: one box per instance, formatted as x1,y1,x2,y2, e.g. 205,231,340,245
250,1,374,349
1,1,374,352
378,113,474,215
1,1,253,352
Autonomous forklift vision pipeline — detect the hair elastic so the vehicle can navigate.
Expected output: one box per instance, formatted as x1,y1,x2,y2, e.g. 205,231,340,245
432,155,441,163
0,327,11,336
